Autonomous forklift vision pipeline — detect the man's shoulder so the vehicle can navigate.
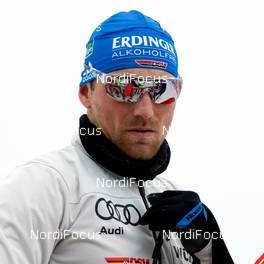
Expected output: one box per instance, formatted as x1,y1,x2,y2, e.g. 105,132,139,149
4,144,78,190
29,144,79,174
13,135,109,201
4,134,90,194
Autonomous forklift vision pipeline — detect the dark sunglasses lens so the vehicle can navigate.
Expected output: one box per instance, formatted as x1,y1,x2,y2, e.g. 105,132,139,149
104,76,179,104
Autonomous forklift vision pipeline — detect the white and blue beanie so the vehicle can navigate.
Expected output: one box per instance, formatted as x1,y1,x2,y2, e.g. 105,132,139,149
80,10,178,86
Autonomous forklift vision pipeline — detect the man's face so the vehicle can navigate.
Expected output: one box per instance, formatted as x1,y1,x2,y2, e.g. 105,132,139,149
79,68,176,160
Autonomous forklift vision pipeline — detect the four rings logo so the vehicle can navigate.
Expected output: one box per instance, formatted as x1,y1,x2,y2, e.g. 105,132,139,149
95,198,141,226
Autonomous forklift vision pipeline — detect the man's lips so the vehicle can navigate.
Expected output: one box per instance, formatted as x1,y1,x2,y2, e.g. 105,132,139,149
127,128,155,133
126,128,156,139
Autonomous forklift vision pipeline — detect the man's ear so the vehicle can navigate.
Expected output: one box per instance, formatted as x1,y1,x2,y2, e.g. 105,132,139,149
79,84,92,109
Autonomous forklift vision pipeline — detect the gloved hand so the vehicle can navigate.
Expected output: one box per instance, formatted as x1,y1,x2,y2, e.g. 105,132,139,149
139,190,212,253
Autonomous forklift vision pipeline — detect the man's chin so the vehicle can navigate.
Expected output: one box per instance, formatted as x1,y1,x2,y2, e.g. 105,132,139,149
118,143,161,160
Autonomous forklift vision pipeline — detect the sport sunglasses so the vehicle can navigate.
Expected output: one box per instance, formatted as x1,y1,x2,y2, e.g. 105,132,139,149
86,67,182,104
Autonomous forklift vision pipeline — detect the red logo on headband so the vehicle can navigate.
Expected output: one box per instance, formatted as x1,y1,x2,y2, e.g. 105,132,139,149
135,60,168,69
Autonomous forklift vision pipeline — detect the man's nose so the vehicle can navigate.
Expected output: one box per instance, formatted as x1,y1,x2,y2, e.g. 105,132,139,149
132,93,154,119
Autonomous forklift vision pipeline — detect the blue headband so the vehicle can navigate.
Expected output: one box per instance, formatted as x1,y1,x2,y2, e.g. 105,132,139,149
80,10,178,87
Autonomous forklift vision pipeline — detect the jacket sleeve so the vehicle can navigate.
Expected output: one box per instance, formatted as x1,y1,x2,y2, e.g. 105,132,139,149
206,205,234,264
192,205,234,264
0,163,69,264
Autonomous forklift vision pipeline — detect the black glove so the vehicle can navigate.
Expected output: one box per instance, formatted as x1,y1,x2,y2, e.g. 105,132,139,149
139,190,208,230
139,190,211,253
139,190,234,263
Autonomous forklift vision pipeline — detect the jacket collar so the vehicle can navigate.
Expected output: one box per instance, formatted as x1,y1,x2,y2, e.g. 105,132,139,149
78,114,171,181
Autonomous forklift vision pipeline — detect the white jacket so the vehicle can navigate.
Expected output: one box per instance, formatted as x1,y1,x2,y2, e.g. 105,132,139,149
0,131,212,264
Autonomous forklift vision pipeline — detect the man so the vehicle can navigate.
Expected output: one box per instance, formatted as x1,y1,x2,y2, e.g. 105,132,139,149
0,10,234,264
